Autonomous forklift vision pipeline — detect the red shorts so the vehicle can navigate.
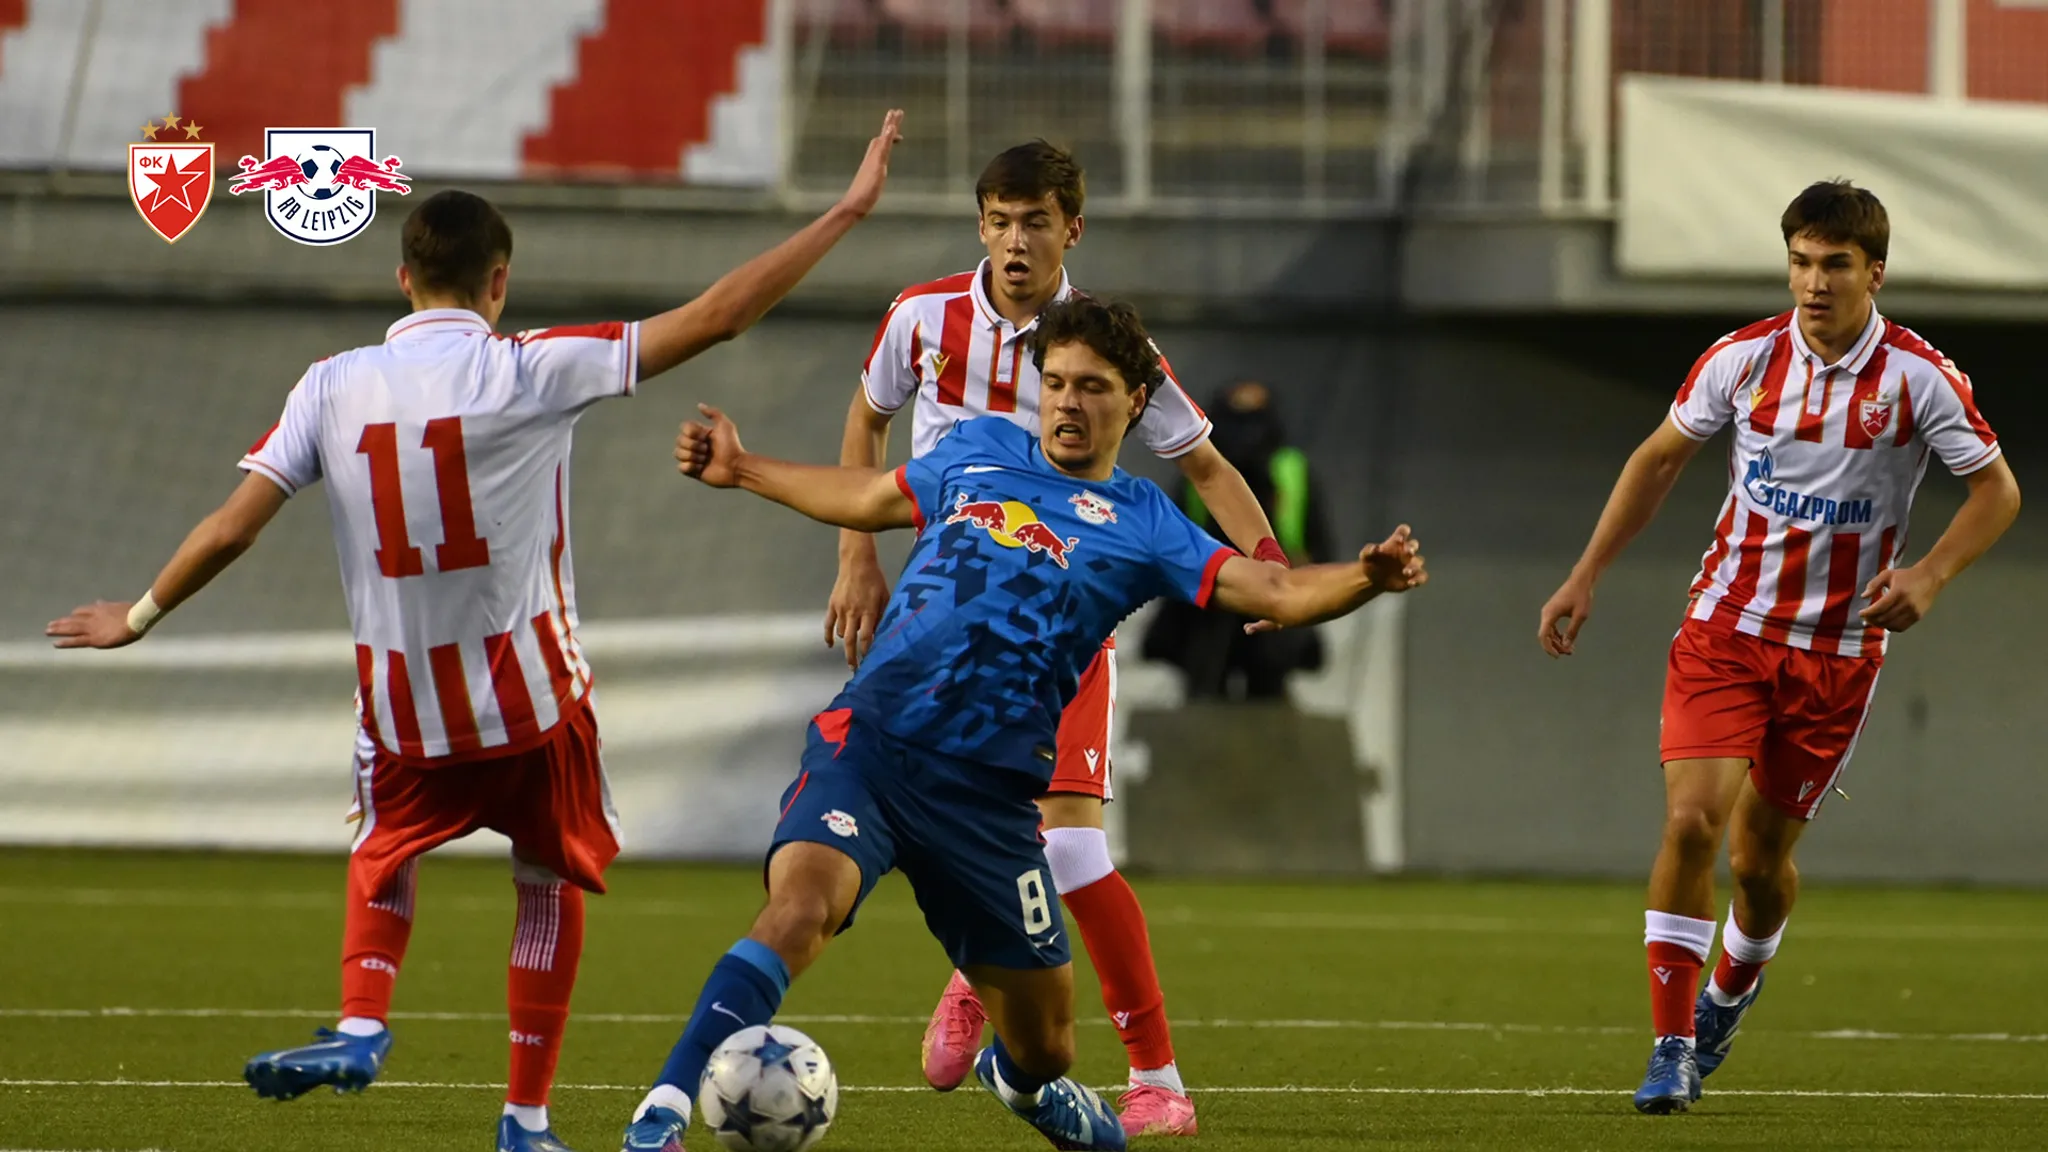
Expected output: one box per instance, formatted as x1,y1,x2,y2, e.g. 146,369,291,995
1049,638,1116,801
349,695,620,894
1660,619,1883,820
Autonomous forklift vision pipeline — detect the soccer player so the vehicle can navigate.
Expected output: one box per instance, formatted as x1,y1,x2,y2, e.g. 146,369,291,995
829,140,1284,1135
625,296,1425,1152
45,111,908,1152
1537,181,2021,1113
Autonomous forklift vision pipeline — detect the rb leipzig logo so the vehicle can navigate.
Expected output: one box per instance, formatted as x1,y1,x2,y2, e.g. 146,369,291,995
229,128,410,246
944,492,1081,569
129,114,214,244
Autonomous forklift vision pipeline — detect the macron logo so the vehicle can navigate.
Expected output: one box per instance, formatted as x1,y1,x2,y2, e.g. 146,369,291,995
1653,967,1673,985
1112,1011,1131,1029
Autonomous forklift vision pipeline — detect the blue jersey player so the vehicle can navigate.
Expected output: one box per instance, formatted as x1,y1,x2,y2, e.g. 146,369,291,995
621,297,1427,1152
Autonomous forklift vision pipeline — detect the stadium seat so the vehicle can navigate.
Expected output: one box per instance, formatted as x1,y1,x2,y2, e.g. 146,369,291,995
1152,0,1270,54
878,0,1013,44
1010,0,1119,49
1268,0,1390,57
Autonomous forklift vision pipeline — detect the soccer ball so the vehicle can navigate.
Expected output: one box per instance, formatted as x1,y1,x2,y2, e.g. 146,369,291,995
698,1024,839,1152
294,144,346,200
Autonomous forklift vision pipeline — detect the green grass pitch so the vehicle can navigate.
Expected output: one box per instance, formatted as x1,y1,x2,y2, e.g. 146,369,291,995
1,848,2044,1151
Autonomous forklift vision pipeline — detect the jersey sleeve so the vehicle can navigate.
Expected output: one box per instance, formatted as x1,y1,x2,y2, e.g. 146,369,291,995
1668,339,1743,441
512,321,639,413
860,297,922,416
1131,345,1213,459
898,416,978,530
1144,484,1236,608
239,366,324,496
1912,355,2002,475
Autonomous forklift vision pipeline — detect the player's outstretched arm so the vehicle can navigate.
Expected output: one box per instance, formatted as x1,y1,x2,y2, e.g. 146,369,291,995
1860,455,2020,633
46,472,289,649
635,110,904,383
1210,525,1427,630
676,404,915,533
1538,418,1705,657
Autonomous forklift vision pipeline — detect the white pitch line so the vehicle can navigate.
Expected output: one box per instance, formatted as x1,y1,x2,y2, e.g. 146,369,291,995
1,1078,2043,1101
8,886,2048,943
3,1006,2043,1045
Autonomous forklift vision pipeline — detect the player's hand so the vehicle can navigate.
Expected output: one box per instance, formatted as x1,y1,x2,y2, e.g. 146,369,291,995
825,553,891,670
1859,563,1943,632
1539,575,1593,657
46,601,143,650
837,109,904,219
1361,525,1426,593
676,404,745,488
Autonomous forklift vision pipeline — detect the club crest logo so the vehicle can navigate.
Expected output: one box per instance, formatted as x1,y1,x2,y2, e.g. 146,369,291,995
1858,396,1893,439
821,810,859,838
944,492,1080,568
229,128,409,245
1069,491,1117,525
129,115,214,244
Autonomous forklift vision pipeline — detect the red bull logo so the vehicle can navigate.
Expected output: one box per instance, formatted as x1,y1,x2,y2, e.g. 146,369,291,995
230,128,408,247
944,492,1080,568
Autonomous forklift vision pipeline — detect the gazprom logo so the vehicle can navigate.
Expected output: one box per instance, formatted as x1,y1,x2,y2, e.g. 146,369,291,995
1743,449,1872,526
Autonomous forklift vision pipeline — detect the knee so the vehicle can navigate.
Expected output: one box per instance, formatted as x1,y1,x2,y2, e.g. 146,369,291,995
1661,803,1725,859
1729,843,1795,890
751,888,839,960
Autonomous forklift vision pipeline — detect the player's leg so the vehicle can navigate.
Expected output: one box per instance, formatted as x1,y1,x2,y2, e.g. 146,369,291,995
1696,651,1879,1078
493,701,619,1151
245,742,472,1100
1636,622,1772,1114
626,711,894,1150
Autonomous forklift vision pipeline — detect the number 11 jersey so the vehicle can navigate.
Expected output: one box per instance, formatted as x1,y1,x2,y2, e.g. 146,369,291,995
241,308,639,763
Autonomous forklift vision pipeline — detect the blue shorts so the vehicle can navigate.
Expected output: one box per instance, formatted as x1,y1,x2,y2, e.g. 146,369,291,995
769,709,1070,971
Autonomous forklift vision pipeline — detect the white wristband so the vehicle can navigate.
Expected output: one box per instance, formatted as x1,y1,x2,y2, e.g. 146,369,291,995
126,591,166,636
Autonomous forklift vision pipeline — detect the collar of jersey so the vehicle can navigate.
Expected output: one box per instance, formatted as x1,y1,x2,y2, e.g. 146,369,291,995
1786,304,1885,374
387,309,493,343
970,258,1076,333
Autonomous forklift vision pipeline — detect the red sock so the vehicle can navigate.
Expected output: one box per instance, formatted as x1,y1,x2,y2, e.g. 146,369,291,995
1062,870,1174,1072
340,857,417,1021
1711,950,1768,999
1646,942,1704,1038
507,881,585,1106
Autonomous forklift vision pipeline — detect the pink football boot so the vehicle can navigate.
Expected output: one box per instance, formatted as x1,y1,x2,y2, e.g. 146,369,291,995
1119,1083,1199,1137
920,969,987,1090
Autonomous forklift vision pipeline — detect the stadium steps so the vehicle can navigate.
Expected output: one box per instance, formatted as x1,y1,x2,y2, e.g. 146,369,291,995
178,0,401,166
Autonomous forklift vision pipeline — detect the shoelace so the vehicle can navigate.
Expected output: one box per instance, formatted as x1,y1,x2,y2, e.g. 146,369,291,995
944,990,986,1050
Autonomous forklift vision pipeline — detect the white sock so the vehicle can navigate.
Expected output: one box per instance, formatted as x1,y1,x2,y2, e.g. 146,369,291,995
1130,1062,1185,1095
1042,826,1115,895
503,1103,548,1133
1642,910,1715,962
633,1084,693,1125
991,1062,1044,1109
1657,1034,1698,1050
1708,904,1786,1006
335,1016,386,1038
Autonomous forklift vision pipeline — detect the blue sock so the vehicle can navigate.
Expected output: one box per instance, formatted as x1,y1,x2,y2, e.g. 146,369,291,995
992,1034,1051,1096
653,938,791,1092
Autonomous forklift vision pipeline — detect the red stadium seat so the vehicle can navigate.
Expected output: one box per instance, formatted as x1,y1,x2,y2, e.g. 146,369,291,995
1268,0,1391,57
1152,0,1271,53
1010,0,1120,48
879,0,1013,44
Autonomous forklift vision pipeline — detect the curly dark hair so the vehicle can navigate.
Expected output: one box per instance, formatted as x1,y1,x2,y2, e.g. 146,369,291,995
1781,179,1888,263
1028,296,1164,398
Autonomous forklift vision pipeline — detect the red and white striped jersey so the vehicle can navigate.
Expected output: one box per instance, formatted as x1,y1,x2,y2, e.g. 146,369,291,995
242,308,639,762
861,259,1214,461
1671,308,2001,658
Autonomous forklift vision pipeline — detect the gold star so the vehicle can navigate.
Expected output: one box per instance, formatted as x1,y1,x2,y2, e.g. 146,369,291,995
183,120,204,140
140,120,159,140
161,113,181,131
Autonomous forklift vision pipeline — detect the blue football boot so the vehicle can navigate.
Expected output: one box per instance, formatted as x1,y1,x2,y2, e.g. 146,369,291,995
498,1116,578,1152
243,1027,392,1100
1694,970,1765,1077
1632,1036,1703,1114
619,1104,688,1152
976,1047,1126,1151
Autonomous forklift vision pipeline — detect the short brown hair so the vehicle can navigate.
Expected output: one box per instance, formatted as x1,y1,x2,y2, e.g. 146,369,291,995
976,140,1085,219
1781,180,1888,263
1029,296,1163,395
402,190,513,298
